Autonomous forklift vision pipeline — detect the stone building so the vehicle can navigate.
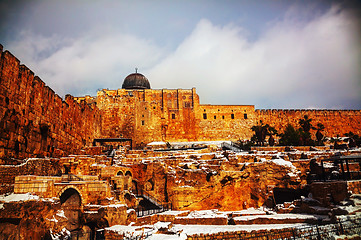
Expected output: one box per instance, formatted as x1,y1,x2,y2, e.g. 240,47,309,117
0,45,361,158
77,71,361,149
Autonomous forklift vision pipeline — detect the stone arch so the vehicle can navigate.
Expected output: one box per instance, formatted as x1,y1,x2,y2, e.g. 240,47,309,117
116,170,124,176
132,180,138,194
123,191,138,209
125,171,132,177
58,186,83,205
124,192,132,202
59,186,83,232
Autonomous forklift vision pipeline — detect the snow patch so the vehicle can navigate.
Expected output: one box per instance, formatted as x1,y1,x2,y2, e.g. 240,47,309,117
270,158,296,170
56,209,66,219
0,193,39,202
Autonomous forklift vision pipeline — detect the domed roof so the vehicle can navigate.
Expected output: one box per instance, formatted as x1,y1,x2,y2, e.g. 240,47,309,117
122,72,151,89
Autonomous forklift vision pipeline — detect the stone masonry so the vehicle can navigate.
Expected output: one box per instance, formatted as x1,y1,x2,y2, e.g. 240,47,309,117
1,44,361,158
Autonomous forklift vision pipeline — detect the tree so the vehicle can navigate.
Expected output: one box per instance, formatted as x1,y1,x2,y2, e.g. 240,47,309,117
298,115,314,146
315,123,325,145
278,124,301,146
268,126,278,146
345,131,361,148
250,121,277,146
299,115,313,133
251,121,267,146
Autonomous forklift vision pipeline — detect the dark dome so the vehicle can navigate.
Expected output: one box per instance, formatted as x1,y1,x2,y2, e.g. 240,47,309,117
122,73,151,89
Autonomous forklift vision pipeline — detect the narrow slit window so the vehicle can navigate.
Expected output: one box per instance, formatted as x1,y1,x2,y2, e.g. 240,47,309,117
231,114,234,119
203,113,207,119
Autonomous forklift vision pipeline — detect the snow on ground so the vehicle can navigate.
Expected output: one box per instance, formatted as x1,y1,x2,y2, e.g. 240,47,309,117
164,141,231,147
158,210,189,216
106,222,310,239
224,207,267,216
0,193,39,202
147,233,187,240
233,213,323,222
172,223,309,235
106,224,154,237
182,209,227,219
270,158,296,170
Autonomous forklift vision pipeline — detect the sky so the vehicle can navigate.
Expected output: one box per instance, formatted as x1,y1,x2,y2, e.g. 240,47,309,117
0,0,360,109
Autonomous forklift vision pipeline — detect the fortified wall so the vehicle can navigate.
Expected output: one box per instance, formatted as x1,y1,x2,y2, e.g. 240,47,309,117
257,109,361,137
94,87,257,147
94,86,361,147
1,45,361,158
0,45,102,160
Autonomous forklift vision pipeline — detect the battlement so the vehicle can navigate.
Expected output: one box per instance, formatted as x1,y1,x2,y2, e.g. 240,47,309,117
0,45,360,157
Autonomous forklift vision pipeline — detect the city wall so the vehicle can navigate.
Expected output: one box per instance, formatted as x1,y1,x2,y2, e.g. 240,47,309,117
96,88,361,147
1,45,361,158
256,109,361,137
0,45,102,159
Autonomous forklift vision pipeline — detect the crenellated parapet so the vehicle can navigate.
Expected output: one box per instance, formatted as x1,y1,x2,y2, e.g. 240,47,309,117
0,44,360,157
255,109,361,137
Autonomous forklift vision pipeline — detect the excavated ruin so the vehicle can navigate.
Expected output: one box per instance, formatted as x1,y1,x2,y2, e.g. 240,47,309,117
0,143,360,239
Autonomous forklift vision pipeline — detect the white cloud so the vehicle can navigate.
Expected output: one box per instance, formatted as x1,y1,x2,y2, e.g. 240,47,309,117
8,30,166,97
6,4,361,109
148,5,361,109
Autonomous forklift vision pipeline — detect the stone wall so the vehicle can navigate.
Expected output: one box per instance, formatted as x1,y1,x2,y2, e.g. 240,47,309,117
94,88,258,146
0,158,62,194
0,45,102,159
257,109,361,137
197,104,256,141
14,175,113,205
1,45,361,156
94,88,201,148
93,87,361,147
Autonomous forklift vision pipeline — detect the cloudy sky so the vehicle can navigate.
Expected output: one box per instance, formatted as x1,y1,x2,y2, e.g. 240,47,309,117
0,0,360,109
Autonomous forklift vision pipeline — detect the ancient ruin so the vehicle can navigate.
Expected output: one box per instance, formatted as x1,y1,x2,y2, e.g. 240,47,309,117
0,45,361,239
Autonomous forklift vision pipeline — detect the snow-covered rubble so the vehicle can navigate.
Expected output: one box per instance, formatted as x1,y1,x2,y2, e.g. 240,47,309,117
0,193,39,202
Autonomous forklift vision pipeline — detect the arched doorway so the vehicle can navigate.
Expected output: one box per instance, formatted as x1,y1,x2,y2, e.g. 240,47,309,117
125,171,132,177
124,171,132,190
59,188,82,232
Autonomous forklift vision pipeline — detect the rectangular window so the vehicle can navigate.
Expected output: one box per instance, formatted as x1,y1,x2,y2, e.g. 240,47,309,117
141,120,145,126
184,102,191,108
214,115,216,119
172,113,176,119
203,113,207,119
222,116,225,119
231,114,234,119
244,113,248,119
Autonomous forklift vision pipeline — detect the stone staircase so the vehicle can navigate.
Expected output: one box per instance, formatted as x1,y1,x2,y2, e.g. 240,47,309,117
135,188,171,217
